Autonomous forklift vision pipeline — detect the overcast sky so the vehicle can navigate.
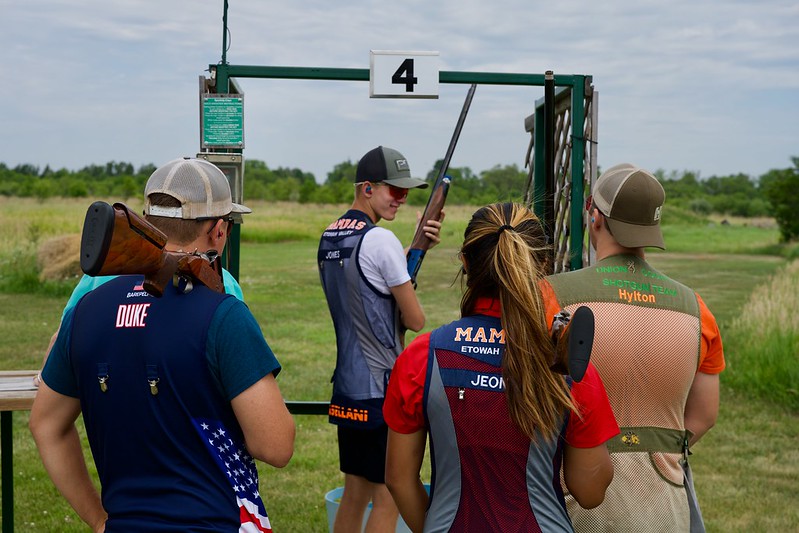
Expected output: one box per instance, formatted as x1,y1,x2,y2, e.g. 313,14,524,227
2,0,797,184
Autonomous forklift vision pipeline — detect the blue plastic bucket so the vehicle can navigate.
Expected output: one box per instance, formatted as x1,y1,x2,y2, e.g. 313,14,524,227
325,486,426,532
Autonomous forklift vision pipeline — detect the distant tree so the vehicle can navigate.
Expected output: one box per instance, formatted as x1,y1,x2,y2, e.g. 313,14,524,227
659,171,702,199
325,160,356,184
13,163,39,176
760,158,799,241
480,164,527,201
703,173,757,197
137,163,157,177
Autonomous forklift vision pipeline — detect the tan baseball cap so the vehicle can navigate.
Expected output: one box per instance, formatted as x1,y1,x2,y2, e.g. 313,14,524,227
144,157,251,220
592,163,666,250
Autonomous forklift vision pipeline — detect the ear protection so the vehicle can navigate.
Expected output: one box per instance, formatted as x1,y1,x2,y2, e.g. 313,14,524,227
591,217,595,223
365,185,372,194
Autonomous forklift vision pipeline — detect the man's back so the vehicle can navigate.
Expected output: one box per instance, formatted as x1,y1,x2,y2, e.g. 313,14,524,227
47,276,274,531
544,255,724,532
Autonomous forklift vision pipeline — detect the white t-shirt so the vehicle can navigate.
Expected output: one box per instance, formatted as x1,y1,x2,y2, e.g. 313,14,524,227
359,227,410,294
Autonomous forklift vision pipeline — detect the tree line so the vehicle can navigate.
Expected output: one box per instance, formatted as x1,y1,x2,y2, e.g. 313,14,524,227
2,157,797,240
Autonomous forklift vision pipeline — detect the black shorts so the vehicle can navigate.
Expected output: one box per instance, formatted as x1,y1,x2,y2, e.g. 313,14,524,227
337,424,388,484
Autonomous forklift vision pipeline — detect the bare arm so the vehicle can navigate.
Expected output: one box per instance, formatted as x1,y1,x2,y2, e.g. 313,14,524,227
231,373,296,467
563,443,614,509
684,372,719,447
29,383,107,532
385,429,428,533
391,281,425,332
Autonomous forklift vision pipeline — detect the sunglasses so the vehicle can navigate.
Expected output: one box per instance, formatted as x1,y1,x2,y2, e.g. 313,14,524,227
375,182,409,201
206,216,234,235
584,194,594,212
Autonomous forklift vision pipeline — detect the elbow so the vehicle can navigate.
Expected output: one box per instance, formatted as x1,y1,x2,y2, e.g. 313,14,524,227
574,492,606,510
571,473,613,509
250,440,294,469
248,422,296,468
384,466,403,496
567,462,614,510
403,315,425,333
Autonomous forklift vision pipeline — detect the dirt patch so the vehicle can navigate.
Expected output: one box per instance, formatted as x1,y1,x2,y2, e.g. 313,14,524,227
38,234,82,281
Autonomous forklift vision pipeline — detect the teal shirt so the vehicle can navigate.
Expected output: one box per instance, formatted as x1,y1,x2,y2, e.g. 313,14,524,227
46,285,277,403
61,270,244,321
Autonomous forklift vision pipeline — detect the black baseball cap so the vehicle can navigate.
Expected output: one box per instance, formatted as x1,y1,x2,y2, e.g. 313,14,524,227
355,146,428,189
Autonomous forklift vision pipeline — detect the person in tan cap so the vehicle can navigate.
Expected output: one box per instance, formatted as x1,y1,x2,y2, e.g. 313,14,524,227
35,156,254,384
31,157,295,531
540,163,725,532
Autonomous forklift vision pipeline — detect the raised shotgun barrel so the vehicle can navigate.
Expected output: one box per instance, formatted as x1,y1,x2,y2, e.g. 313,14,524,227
80,201,224,297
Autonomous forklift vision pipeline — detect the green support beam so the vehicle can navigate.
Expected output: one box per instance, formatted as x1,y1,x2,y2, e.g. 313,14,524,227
207,63,592,272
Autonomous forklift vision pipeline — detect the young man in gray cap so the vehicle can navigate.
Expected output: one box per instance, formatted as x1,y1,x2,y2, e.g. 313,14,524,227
318,146,444,533
31,157,295,531
541,163,725,532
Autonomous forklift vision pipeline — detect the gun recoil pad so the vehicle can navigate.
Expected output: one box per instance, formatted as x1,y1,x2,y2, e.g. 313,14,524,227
80,201,116,277
567,306,595,382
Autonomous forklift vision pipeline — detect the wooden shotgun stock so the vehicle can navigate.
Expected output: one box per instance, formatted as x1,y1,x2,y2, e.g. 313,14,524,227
80,201,224,297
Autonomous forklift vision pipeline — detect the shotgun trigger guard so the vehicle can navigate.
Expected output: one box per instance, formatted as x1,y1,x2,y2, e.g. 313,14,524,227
551,310,571,343
173,273,194,294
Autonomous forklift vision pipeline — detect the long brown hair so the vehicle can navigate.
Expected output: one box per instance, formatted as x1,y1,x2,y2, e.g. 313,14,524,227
459,202,574,440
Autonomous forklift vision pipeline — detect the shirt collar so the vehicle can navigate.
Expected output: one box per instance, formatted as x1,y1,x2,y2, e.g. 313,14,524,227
472,296,501,317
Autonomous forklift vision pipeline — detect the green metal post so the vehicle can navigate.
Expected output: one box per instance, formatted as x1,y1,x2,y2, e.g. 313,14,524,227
569,75,587,271
2,411,13,533
532,106,546,221
207,64,243,280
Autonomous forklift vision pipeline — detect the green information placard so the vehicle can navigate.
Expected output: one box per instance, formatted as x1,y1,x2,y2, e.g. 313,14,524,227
202,95,244,148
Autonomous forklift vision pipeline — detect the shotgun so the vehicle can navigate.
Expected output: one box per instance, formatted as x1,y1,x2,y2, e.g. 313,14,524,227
550,305,594,382
80,201,224,297
407,83,477,286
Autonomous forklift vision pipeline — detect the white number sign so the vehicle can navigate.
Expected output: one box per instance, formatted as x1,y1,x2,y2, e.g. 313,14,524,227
369,50,439,99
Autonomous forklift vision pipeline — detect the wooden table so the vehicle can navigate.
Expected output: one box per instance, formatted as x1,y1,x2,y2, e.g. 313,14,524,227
0,371,38,533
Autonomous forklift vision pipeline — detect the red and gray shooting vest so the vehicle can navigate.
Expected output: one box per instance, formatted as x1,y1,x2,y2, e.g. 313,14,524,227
422,314,574,533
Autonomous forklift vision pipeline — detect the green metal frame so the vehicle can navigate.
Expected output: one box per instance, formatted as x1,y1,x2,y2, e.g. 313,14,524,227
532,85,590,271
207,63,592,273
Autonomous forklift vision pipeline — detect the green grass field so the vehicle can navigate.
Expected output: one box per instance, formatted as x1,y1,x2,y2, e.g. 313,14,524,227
0,198,797,532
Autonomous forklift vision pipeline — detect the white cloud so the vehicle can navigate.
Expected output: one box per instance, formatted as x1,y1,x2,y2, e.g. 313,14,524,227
0,0,797,180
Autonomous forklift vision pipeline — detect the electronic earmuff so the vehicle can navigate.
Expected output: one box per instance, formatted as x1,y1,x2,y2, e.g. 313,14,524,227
365,185,372,194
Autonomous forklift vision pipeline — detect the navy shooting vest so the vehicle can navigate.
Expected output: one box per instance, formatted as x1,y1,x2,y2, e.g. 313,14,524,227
318,209,402,428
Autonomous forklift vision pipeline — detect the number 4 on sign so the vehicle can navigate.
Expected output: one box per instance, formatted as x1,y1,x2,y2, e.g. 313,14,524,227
392,59,418,92
369,50,439,99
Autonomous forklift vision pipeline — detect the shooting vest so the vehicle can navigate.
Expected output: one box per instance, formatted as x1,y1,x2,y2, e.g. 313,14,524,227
318,209,402,428
422,315,573,533
546,254,701,533
70,276,271,532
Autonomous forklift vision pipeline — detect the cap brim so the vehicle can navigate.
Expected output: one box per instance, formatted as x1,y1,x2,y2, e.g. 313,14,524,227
605,218,665,250
231,202,252,215
382,177,429,189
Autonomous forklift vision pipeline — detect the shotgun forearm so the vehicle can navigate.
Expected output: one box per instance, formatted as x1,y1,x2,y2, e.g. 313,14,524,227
407,178,449,284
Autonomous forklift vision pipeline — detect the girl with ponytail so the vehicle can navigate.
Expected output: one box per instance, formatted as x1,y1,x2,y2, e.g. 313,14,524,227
383,202,618,532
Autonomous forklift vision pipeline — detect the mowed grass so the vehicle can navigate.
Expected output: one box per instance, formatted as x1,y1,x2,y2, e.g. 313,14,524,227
0,197,797,531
